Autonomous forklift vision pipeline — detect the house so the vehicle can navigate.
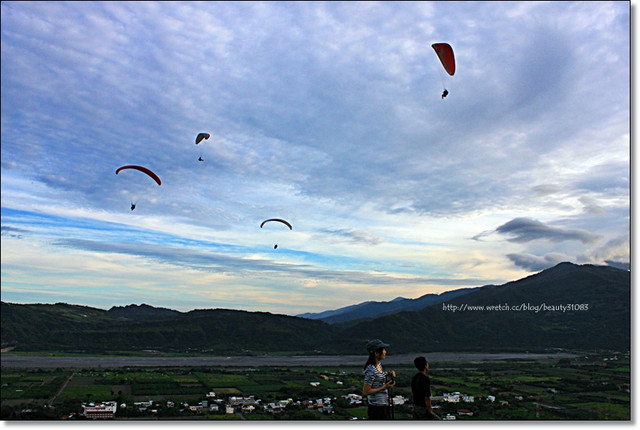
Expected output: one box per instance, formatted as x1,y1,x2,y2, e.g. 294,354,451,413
392,395,406,405
344,394,363,405
443,393,460,403
228,396,260,409
458,409,473,416
82,401,117,419
134,400,153,411
310,381,320,387
264,402,286,414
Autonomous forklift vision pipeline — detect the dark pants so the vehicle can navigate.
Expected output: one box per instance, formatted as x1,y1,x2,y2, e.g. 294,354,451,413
413,405,439,420
368,404,392,420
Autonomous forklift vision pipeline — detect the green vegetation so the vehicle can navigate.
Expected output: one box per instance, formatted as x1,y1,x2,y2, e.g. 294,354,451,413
1,352,630,421
1,263,631,355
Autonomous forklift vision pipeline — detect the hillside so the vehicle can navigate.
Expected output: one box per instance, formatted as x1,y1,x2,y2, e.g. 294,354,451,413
336,262,630,353
1,263,630,354
297,286,479,324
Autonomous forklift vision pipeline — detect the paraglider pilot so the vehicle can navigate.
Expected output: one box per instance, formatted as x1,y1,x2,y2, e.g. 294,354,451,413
130,202,136,211
441,89,449,99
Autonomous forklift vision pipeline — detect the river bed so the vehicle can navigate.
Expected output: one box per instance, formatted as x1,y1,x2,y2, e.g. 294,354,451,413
0,352,580,368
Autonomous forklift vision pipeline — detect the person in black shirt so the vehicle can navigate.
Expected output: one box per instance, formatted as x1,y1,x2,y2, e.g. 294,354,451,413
411,356,439,420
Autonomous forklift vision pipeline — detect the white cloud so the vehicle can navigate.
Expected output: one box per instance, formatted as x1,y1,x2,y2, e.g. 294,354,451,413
1,1,630,313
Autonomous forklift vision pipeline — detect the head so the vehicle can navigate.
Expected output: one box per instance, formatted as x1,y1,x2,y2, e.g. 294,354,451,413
364,339,389,368
414,356,428,372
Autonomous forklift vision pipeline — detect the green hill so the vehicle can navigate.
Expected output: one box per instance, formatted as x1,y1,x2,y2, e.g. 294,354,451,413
1,263,630,354
335,262,630,352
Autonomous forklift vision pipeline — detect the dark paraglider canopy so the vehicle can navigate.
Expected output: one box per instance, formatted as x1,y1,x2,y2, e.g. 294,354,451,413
115,165,162,186
260,218,293,230
195,133,211,145
432,43,455,76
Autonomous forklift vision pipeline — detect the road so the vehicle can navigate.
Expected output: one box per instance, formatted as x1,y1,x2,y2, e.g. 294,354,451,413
0,352,579,369
47,372,75,406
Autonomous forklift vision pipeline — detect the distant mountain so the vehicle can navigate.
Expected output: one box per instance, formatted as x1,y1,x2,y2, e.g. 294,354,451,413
107,303,182,321
1,263,630,354
297,287,481,324
335,262,630,353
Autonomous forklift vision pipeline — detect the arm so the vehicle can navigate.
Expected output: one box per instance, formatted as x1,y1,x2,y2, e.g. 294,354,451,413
363,380,395,397
426,395,433,413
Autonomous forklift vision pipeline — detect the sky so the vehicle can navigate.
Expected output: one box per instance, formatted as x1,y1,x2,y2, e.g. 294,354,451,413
0,1,631,316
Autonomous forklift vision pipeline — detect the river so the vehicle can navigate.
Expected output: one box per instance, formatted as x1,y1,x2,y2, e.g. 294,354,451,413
0,352,579,368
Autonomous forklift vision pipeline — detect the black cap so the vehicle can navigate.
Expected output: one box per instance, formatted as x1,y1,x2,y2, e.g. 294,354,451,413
366,339,389,353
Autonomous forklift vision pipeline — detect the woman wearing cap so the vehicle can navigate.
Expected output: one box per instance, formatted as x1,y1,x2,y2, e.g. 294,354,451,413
363,339,396,420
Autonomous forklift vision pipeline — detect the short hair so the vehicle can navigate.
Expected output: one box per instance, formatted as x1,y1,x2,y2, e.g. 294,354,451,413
414,356,427,371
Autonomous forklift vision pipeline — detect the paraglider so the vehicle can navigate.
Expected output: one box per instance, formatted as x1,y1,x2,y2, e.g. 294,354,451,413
260,218,293,230
195,133,210,162
116,165,161,211
195,133,210,145
115,165,162,186
260,218,292,250
432,43,455,99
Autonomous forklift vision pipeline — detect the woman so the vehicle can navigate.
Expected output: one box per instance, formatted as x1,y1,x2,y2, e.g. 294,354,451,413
362,339,396,420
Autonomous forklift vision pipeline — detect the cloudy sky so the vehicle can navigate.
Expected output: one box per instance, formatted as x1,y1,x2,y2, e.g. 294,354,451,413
1,1,630,315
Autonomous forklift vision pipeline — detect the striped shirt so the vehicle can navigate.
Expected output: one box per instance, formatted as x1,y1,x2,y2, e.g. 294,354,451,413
363,364,389,406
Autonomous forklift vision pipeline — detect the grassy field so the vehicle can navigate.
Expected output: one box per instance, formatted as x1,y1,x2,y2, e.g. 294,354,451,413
1,351,630,420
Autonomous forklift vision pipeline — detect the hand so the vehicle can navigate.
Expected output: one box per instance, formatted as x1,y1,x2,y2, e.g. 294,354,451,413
386,379,396,388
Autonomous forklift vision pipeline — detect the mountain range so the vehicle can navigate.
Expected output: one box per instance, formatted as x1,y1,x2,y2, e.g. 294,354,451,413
1,262,630,354
297,286,481,324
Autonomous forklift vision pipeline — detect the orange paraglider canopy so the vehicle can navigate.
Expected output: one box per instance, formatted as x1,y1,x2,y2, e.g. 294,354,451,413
432,43,455,76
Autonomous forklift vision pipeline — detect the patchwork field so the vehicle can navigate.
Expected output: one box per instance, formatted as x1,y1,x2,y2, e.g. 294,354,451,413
1,351,630,420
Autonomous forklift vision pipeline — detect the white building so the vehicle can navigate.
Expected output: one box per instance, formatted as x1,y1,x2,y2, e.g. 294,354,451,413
82,401,117,419
392,395,406,405
344,393,363,405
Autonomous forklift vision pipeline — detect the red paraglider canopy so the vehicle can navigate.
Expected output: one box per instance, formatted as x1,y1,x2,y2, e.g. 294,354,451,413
115,165,162,186
432,43,455,76
195,133,210,145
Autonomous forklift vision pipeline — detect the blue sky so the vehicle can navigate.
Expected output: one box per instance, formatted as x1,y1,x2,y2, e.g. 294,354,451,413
1,1,630,315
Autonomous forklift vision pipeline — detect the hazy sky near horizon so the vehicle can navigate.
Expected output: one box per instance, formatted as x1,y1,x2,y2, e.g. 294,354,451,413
1,1,630,315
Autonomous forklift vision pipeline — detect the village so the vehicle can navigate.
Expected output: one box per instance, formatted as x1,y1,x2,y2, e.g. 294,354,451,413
3,352,630,421
77,385,498,420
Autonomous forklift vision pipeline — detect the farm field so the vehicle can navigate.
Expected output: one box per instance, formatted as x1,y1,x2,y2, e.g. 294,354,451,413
1,351,629,421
